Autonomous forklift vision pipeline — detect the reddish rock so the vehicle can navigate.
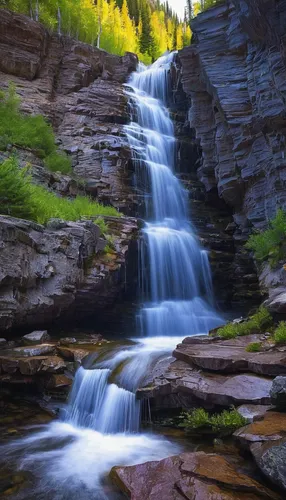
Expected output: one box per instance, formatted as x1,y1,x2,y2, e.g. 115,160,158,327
111,451,279,500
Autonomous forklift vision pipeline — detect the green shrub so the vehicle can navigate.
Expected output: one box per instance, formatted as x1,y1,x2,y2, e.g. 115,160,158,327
0,84,71,174
0,156,34,220
0,157,119,226
245,342,262,352
180,407,246,437
217,307,272,340
274,322,286,344
246,209,286,267
44,152,72,174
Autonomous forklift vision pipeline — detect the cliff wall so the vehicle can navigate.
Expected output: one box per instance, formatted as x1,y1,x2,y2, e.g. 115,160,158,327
178,0,286,311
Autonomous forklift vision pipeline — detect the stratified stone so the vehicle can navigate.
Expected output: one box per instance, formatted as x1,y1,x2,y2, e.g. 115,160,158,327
174,335,286,376
234,411,286,448
111,451,278,500
237,404,272,423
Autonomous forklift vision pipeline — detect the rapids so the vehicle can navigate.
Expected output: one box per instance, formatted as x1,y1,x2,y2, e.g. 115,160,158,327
1,52,223,499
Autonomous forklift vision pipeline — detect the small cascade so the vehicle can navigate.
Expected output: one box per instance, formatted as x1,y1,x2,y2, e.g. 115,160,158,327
64,367,140,433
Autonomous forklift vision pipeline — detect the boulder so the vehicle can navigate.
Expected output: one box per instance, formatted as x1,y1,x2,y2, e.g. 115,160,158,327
111,451,278,500
22,330,50,345
251,440,286,493
0,338,7,347
270,376,286,409
237,404,272,423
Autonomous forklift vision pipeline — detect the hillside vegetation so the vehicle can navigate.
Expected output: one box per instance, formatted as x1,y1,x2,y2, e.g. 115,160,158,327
1,0,191,64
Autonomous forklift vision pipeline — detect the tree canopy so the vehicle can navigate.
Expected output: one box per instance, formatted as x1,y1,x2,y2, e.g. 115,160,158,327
1,0,192,63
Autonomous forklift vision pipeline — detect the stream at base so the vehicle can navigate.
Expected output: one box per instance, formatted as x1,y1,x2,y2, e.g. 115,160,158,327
0,53,224,499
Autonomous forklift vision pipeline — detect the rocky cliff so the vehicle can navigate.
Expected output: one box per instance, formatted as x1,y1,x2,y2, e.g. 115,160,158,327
0,9,139,334
0,9,138,213
178,0,286,311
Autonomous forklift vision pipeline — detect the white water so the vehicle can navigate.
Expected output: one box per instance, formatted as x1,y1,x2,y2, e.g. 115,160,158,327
2,53,223,499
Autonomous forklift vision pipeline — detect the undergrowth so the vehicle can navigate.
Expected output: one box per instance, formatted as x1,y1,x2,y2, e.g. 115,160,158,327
0,84,72,174
216,307,272,340
246,209,286,267
245,342,262,352
274,322,286,344
0,157,119,226
179,407,246,437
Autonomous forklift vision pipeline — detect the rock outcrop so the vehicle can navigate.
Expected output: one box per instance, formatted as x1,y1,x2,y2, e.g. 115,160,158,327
111,451,280,500
0,9,138,213
0,214,138,333
178,0,286,309
138,334,286,412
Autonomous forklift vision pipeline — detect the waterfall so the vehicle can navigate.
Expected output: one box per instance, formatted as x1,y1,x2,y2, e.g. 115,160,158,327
62,52,222,437
125,52,222,339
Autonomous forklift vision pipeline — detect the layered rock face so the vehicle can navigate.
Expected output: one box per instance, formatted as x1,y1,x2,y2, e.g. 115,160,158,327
178,0,286,309
0,9,138,213
0,10,139,333
0,215,138,332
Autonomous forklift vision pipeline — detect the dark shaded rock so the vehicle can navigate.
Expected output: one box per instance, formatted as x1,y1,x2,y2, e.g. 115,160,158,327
270,376,286,409
22,330,50,345
178,0,286,307
46,374,72,389
0,215,138,333
111,451,278,500
0,338,7,347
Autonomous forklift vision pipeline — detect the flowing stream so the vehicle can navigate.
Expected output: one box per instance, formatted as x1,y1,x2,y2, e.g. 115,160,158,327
1,53,223,499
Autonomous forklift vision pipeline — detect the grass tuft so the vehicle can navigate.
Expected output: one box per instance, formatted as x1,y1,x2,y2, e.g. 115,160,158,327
274,322,286,344
179,407,246,437
217,307,272,340
0,84,72,174
245,342,262,352
0,157,119,226
246,208,286,267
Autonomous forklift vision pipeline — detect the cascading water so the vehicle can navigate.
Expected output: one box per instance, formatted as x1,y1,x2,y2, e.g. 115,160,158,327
125,53,222,340
2,53,223,499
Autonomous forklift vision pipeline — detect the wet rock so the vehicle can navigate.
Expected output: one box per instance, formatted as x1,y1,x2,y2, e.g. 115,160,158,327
22,330,50,344
59,338,78,346
174,335,286,376
111,451,278,500
270,376,286,409
46,374,72,389
0,338,7,347
38,356,66,373
18,356,46,375
56,346,89,363
234,411,286,448
237,404,272,423
0,357,19,374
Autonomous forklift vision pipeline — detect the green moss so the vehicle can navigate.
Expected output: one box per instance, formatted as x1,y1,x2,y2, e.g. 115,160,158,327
246,208,286,267
179,407,246,437
274,322,286,344
0,157,120,225
0,84,71,174
217,306,272,340
245,342,262,352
